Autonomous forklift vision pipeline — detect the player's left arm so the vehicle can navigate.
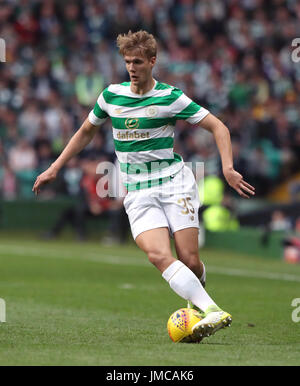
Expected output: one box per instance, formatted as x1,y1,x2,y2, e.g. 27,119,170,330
199,113,255,199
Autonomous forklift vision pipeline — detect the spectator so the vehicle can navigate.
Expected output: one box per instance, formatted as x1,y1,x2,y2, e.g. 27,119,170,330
261,210,293,247
18,100,43,142
8,139,37,173
8,138,38,198
42,158,128,242
75,59,105,106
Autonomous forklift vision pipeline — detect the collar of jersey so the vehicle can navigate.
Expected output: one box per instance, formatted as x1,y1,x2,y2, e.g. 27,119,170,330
128,79,157,98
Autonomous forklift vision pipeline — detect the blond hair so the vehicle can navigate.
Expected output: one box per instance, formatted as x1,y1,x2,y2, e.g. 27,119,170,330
116,30,157,59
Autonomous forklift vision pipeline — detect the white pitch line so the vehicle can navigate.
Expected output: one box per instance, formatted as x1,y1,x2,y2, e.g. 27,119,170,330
0,244,148,266
207,266,300,283
0,244,300,283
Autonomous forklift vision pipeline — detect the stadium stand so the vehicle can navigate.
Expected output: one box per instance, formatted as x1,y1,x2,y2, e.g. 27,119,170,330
1,0,300,230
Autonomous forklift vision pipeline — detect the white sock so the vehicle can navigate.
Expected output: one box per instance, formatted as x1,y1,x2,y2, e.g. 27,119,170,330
162,260,216,312
200,262,206,285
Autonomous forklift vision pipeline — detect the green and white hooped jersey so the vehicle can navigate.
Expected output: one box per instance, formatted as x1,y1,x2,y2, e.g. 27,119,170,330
88,80,209,191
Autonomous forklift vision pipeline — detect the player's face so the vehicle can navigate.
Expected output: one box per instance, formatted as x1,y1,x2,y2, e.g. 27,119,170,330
124,51,156,86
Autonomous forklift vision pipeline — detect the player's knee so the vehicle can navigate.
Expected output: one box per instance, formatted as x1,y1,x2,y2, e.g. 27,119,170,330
147,249,172,268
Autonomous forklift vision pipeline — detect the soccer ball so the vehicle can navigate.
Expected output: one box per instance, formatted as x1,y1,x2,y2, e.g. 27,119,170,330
167,308,202,343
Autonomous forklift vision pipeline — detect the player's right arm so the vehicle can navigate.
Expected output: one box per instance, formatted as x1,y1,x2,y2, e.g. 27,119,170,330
170,88,255,198
33,87,109,195
32,118,99,195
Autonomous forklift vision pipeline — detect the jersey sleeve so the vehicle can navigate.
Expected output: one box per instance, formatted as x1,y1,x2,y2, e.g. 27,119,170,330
170,89,210,124
88,90,109,126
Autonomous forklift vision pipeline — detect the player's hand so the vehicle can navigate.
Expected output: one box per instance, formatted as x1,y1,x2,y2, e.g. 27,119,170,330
223,168,255,199
32,166,58,195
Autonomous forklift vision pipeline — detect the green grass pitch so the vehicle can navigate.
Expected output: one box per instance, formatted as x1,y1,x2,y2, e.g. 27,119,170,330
0,232,300,366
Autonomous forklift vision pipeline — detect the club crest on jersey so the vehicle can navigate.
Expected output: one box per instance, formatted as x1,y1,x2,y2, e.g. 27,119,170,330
125,118,139,130
145,106,158,117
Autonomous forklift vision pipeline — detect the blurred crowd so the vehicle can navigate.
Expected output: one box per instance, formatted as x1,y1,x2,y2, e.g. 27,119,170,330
1,0,300,200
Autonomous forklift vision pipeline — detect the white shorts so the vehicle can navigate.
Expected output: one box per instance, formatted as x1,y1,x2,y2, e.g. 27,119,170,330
123,165,200,240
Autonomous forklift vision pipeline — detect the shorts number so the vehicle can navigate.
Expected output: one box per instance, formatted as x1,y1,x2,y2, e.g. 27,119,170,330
177,197,195,215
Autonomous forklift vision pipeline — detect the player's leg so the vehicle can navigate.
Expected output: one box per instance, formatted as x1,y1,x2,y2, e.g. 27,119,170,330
161,167,232,339
173,227,206,287
172,226,232,339
135,227,176,272
125,186,231,340
135,227,217,315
